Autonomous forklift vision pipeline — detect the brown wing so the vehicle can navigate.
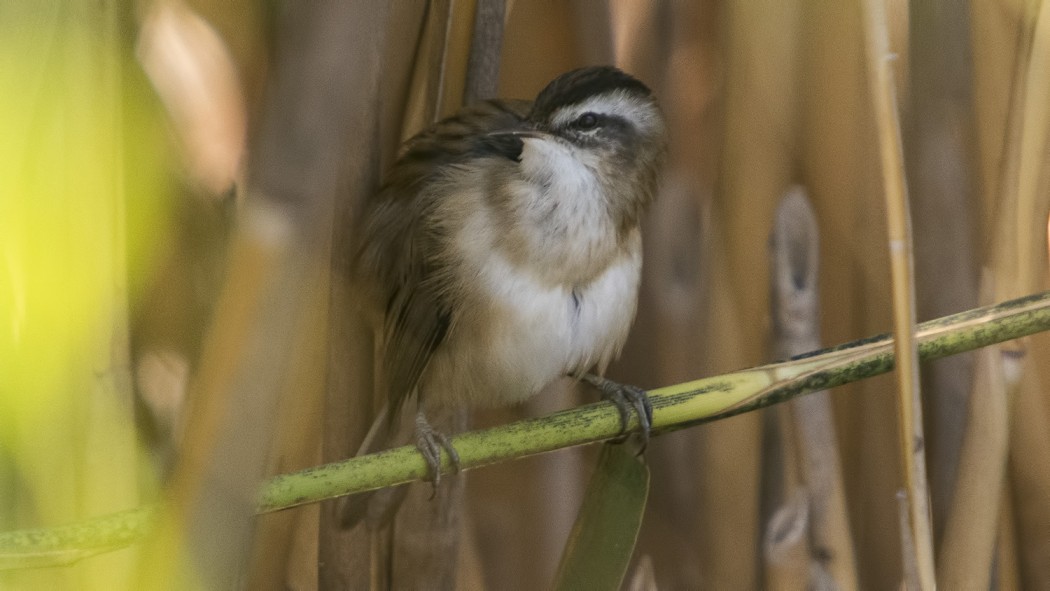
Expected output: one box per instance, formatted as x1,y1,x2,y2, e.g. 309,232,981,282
352,99,530,416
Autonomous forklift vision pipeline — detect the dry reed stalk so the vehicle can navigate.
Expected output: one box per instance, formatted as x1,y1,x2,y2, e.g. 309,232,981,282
637,51,718,591
687,0,805,585
904,0,979,540
311,1,390,587
968,1,1033,586
896,490,920,590
770,189,859,590
761,392,808,589
861,0,934,587
787,390,859,590
387,407,468,589
247,264,330,589
986,0,1050,304
469,386,591,588
1001,9,1050,586
398,0,454,142
797,2,901,582
969,0,1025,228
763,490,812,590
146,0,396,584
765,189,815,590
455,509,487,590
278,503,320,590
935,344,1010,587
139,205,315,589
995,490,1023,590
464,0,507,104
974,0,1050,587
1002,0,1050,297
1010,366,1050,587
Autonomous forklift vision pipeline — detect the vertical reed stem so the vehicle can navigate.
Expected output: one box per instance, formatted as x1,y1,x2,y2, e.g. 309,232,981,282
860,0,936,588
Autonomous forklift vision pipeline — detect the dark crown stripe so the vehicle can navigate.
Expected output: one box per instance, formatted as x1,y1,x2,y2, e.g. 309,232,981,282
530,66,652,120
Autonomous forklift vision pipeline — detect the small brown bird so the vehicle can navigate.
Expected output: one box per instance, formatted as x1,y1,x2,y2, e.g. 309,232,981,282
350,65,667,485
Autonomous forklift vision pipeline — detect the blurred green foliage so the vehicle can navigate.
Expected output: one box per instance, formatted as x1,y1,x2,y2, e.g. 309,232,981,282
0,2,172,588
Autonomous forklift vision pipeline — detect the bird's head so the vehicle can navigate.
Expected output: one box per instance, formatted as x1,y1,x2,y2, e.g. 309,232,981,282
489,66,667,229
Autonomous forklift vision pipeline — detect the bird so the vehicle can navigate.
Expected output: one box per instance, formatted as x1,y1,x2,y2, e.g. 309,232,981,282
349,65,667,492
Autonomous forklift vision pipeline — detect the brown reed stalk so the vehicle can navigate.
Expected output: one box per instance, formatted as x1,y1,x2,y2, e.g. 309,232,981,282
935,342,1010,586
763,490,812,590
769,188,860,590
861,0,935,587
977,0,1050,586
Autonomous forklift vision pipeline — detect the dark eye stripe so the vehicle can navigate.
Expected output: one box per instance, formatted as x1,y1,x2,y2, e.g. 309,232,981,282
564,113,631,133
555,113,636,148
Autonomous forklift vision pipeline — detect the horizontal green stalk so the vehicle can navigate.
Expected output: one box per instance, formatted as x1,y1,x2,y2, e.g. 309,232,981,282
2,290,1050,568
260,289,1050,510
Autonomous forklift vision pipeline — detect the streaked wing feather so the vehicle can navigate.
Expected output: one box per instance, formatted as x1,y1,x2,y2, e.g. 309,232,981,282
382,275,450,416
354,99,531,416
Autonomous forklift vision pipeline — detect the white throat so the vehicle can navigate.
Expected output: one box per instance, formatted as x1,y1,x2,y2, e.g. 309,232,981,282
507,136,620,283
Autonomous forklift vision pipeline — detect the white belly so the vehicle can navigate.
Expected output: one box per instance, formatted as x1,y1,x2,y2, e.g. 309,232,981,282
421,243,641,409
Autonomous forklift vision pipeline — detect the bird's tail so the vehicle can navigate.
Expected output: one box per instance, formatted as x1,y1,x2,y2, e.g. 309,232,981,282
337,402,414,529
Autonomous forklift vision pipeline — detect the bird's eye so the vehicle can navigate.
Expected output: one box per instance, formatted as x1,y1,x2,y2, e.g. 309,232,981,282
573,113,600,130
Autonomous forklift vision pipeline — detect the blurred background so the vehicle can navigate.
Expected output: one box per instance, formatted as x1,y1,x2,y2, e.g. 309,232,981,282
2,0,1050,589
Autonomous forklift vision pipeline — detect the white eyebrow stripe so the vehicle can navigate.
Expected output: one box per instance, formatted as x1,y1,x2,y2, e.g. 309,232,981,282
549,91,659,132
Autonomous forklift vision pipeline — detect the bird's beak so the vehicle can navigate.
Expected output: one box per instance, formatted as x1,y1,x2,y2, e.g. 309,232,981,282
479,130,548,162
486,130,544,140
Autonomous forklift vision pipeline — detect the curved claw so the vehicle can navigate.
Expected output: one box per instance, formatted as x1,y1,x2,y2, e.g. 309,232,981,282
582,375,653,452
415,412,461,495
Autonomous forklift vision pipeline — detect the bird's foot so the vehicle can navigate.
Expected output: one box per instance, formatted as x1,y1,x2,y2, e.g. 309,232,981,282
582,374,653,451
415,412,461,491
